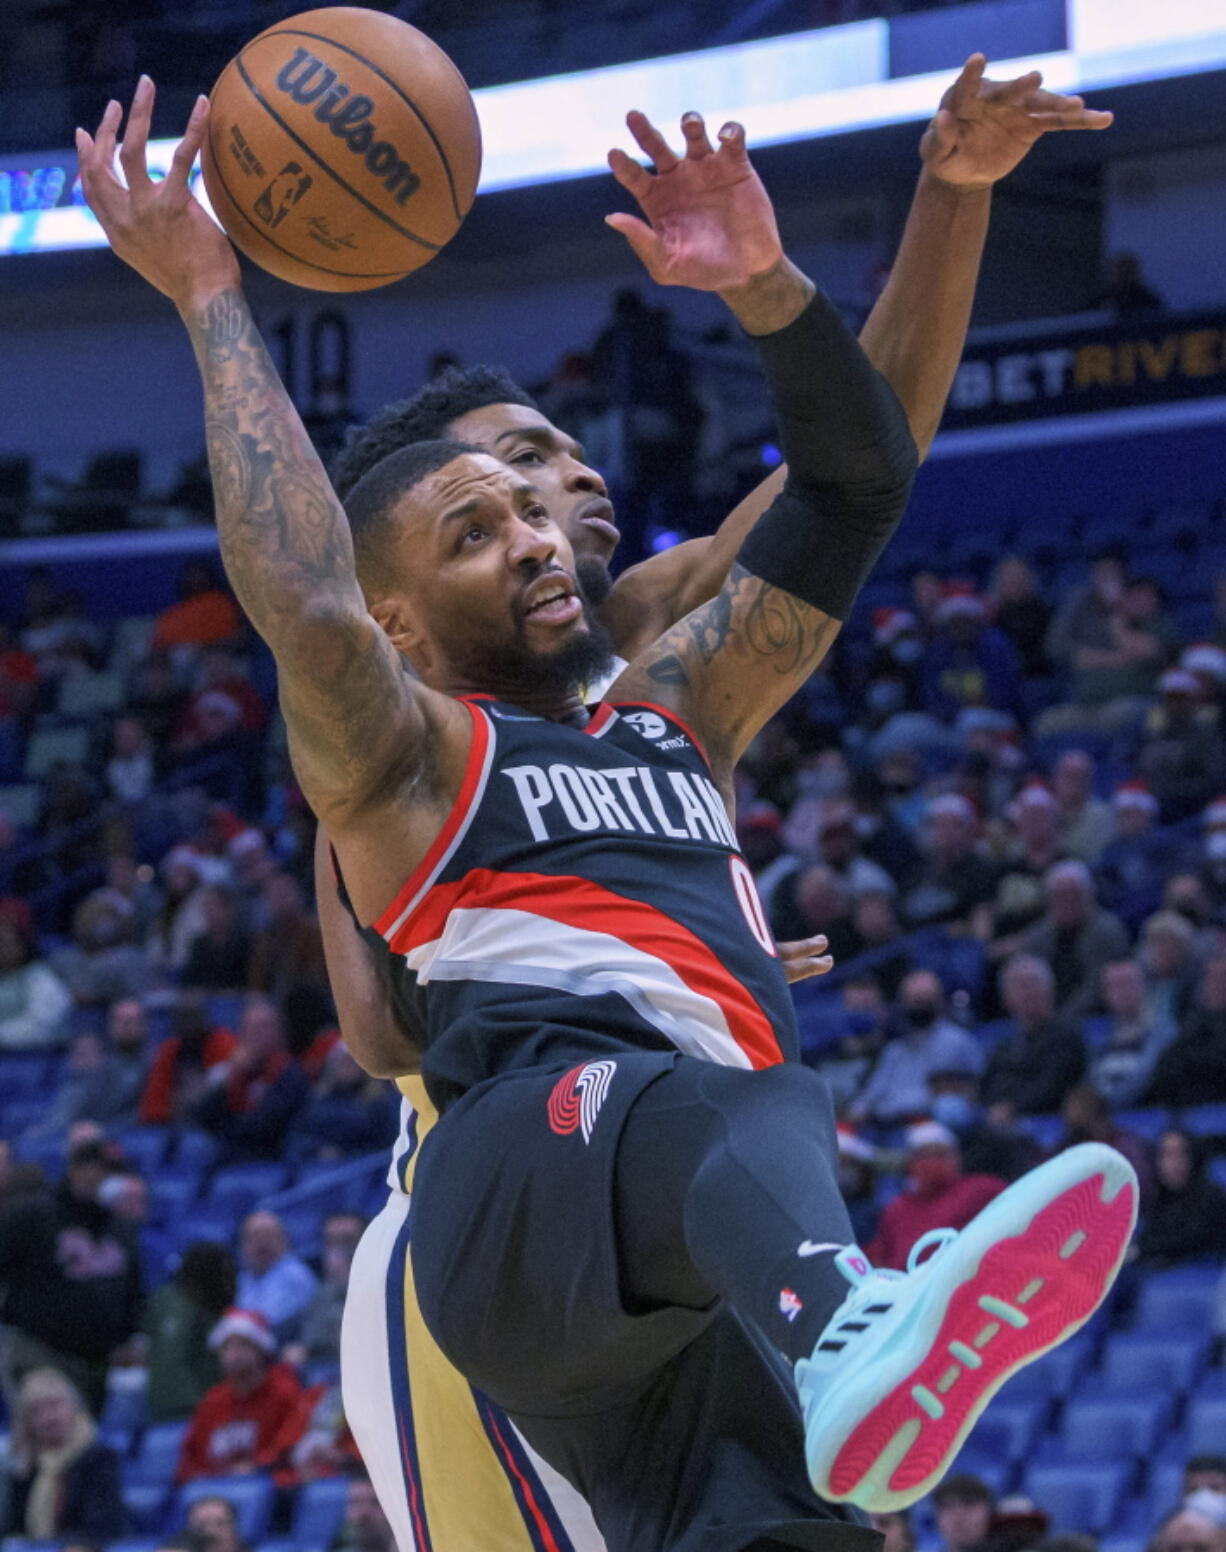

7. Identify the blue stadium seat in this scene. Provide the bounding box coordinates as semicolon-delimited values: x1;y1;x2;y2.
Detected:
1058;1392;1175;1461
206;994;244;1031
108;1539;166;1552
1184;1394;1226;1456
1100;1538;1143;1552
122;1480;170;1533
177;1476;276;1542
114;1126;171;1173
963;1396;1050;1463
101;1376;149;1435
1209;1159;1226;1192
278;1203;326;1258
173;1130;220;1173
1180;1103;1226;1137
292;1477;351;1546
1;1098;47;1134
150;1171;202;1220
206;1162;289;1213
0;1054;50;1099
1099;1333;1212;1395
128;1419;190;1485
169;1206;240;1249
1025;1461;1132;1534
1109;1498;1153;1538
1147;1460;1187;1518
1132;1266;1221;1332
1015;1114;1064;1151
999;1333;1095;1401
1112;1108;1173;1142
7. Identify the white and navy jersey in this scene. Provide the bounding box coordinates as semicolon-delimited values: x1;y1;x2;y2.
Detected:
355;695;798;1114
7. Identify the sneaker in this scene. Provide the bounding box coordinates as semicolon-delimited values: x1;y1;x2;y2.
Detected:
796;1141;1138;1511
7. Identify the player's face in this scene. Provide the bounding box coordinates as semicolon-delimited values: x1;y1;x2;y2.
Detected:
446;403;619;602
393;452;611;696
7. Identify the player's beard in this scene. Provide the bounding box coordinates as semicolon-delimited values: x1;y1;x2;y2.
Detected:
575;553;614;606
494;592;617;701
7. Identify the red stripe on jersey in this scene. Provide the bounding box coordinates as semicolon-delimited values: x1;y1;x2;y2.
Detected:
373;702;491;939
584;702;616;736
388;867;784;1070
608;699;711;770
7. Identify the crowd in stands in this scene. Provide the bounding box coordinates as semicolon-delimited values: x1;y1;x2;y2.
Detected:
3;468;1226;1548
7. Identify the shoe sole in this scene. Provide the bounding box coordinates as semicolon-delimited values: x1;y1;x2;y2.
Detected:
806;1142;1138;1511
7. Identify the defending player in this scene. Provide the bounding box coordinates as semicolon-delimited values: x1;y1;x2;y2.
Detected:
79;81;1135;1552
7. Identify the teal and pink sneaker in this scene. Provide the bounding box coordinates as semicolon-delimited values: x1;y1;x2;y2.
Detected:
797;1142;1138;1511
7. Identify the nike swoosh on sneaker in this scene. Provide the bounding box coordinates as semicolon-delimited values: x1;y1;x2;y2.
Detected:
798;1241;845;1257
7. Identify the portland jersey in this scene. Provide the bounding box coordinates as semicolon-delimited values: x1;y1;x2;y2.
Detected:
350;695;798;1115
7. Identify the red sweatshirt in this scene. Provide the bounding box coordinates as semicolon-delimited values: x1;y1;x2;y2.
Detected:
868;1174;1007;1271
177;1362;306;1482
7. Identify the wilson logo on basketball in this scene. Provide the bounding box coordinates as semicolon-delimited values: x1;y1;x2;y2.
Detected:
547;1060;617;1145
275;47;422;206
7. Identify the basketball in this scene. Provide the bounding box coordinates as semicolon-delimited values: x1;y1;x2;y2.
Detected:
200;6;482;292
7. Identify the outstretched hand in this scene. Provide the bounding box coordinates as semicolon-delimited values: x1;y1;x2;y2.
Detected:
604;110;783;291
777;933;835;986
76;76;240;310
921;54;1113;189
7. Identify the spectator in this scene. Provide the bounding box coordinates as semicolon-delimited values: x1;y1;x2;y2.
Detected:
50;890;149;1006
180;883;250;993
290;1380;362;1480
985;783;1066;953
769;864;858;965
144;1242;237;1423
1136;670;1226;821
988;555;1050;680
283;982;342;1080
922;592;1023;726
1185;1459;1226;1497
246;871;327;999
1165;874;1218;957
814;978;890;1108
139;995;238;1125
868;1123;1006;1271
185;1497;250;1552
1058;1085;1154;1205
0;1367;125;1540
983;955;1086;1118
331;1476;396;1552
152;560;242;654
1098;782;1177;930
105;716;155;805
1093;251;1164;317
835;1127;880;1248
1090;959;1177;1108
295;1043;396;1160
236;1210;319;1340
191;995;311;1161
0;897;72;1051
868;1511;916;1552
30;998;148;1134
901;794;996;930
932;1474;995;1552
1021;860;1129;1018
1149;1508;1226;1552
1140;910;1201;1040
0;1136;142;1415
1138;1130;1226;1265
1041;554;1178;735
1150;957;1226;1108
1052;749;1114;862
176;1308;306;1482
283;1212;366;1371
928;1069;1042;1182
148;846;211;975
846;887;912;999
849;970;985;1126
992;1496;1051;1552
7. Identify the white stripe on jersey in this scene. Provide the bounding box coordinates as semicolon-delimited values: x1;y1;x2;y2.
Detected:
403;906;753;1070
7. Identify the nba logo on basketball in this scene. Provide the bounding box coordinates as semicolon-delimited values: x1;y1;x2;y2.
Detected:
547;1060;617;1144
778;1288;804;1323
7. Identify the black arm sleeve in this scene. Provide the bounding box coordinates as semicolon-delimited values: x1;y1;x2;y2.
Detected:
738;290;918;621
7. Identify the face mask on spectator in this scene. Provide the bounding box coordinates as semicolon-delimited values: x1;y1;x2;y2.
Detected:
904;1004;939;1031
931;1093;978;1130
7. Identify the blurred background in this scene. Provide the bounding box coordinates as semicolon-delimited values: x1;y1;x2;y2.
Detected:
0;1;1225;1550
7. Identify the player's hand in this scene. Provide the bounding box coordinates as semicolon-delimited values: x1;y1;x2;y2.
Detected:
920;54;1113;190
76;76;240;311
777;933;835;985
604;111;783;291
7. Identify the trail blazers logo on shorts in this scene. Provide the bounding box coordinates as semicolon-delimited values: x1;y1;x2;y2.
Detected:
547;1060;617;1144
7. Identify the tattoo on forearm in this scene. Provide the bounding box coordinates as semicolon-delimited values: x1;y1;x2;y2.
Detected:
644;563;837;695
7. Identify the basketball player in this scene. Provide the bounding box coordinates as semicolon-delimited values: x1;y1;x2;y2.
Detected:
79;80;1135;1552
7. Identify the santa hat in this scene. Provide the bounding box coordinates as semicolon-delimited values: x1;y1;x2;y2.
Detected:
872;607;917;645
209;1308;276;1355
1010;781;1058;816
934;589;986;625
1182;644;1226;683
1160;668;1200;697
226;827;268;859
906;1121;957;1151
1113;781;1157;815
836;1124;876;1163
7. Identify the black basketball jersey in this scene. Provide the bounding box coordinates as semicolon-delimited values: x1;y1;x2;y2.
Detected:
343;694;800;1114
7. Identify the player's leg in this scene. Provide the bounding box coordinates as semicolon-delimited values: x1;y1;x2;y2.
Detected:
341;1194;607;1551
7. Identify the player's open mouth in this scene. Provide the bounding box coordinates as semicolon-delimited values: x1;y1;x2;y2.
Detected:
523;581;582;624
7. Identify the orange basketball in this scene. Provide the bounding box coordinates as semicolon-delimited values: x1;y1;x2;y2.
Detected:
201;6;482;292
